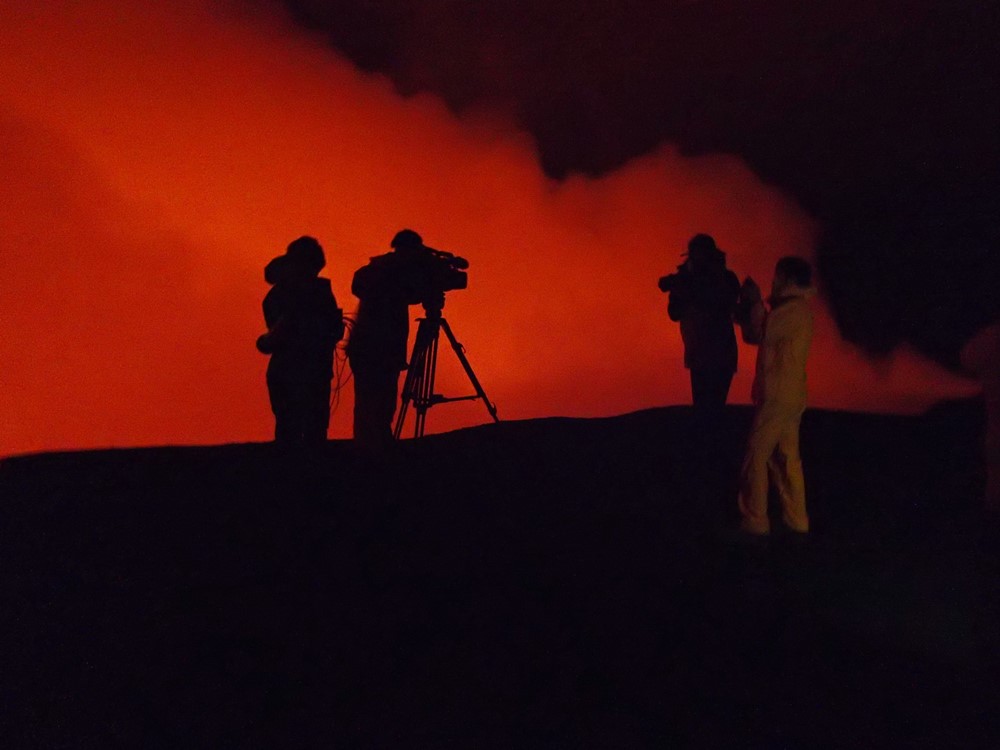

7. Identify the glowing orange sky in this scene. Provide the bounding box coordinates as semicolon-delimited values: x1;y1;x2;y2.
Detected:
0;1;977;456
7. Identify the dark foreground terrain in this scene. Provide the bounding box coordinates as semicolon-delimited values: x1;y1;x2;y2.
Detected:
2;403;999;747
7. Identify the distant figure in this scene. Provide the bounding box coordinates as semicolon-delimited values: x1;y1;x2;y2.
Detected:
347;229;442;447
658;234;741;410
960;322;1000;515
735;256;815;536
257;236;344;445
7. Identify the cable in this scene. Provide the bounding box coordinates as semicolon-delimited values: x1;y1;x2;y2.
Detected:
329;311;357;416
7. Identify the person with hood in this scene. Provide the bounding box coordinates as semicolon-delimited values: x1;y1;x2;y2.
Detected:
347;229;441;447
659;234;742;410
257;236;343;445
735;256;815;536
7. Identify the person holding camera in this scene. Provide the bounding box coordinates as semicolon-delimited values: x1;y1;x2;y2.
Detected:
659;234;742;410
257;236;344;446
347;229;444;447
735;256;815;537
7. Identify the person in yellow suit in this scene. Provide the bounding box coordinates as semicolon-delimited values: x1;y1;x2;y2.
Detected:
960;321;1000;515
736;256;815;536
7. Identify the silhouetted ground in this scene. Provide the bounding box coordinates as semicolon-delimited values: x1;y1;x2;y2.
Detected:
2;403;998;747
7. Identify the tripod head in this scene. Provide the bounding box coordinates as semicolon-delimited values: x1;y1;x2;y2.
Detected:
421;292;447;319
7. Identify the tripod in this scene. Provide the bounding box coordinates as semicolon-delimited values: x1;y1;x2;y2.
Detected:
394;306;499;439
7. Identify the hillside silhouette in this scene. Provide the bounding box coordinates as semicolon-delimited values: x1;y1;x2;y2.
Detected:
2;403;998;746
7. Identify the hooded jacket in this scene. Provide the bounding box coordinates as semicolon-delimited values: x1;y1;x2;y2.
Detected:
747;286;814;408
667;262;741;372
260;255;341;380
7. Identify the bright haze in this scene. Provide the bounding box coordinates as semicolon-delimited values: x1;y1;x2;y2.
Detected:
0;1;979;456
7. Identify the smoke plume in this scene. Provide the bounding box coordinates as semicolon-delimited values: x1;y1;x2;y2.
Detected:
0;1;975;456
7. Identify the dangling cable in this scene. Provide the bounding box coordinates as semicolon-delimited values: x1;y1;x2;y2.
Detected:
330;312;356;415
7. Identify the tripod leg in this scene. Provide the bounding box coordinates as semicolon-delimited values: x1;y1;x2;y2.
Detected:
394;316;441;439
393;356;417;440
439;318;500;423
414;327;439;438
394;324;427;439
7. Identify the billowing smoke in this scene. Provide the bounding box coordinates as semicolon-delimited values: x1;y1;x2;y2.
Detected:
0;1;976;456
283;0;1000;360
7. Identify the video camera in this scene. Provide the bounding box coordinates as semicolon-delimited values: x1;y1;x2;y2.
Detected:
421;245;469;293
390;229;469;297
657;262;688;293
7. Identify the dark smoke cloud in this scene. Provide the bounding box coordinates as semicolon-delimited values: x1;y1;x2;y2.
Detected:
280;0;1000;361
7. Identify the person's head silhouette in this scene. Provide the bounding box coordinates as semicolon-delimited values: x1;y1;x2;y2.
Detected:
390;229;424;255
687;234;718;255
686;234;725;272
286;236;326;277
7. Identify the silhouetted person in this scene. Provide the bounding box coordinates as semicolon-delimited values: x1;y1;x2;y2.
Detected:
347;229;443;447
735;256;815;536
961;322;1000;516
659;234;741;410
257;236;343;445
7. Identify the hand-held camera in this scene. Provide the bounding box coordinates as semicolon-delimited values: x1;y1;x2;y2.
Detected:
658;263;688;293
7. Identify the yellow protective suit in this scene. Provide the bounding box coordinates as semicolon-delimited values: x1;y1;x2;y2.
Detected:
737;287;814;534
960;322;1000;513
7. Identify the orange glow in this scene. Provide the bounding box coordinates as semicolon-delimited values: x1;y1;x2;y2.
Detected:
0;2;977;456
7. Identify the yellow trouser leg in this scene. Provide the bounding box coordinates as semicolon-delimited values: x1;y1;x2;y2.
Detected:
738;404;806;534
984;403;1000;513
768;411;809;532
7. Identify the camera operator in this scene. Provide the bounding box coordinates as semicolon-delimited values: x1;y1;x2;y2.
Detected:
658;234;742;410
347;229;451;447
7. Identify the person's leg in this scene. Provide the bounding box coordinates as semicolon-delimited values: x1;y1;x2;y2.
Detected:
769;408;809;532
353;364;397;447
691;369;707;407
268;373;298;444
373;368;400;443
352;366;376;445
712;369;734;407
691;370;718;411
302;378;332;445
984;398;1000;514
737;404;785;534
284;378;317;445
692;369;733;410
